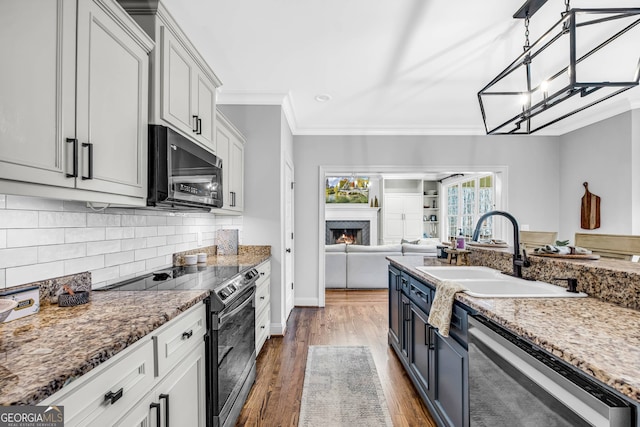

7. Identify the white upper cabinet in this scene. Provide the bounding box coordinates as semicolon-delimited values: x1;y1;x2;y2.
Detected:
0;0;153;205
118;0;221;154
214;110;245;214
0;0;76;189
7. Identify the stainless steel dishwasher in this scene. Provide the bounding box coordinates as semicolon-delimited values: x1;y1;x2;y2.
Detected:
468;315;632;427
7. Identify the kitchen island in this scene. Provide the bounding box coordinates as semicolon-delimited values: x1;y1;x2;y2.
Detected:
388;253;640;427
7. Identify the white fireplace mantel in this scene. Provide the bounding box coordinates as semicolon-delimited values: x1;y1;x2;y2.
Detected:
325;205;380;245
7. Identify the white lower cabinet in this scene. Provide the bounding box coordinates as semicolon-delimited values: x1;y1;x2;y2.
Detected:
41;303;207;427
255;260;271;355
114;342;206;427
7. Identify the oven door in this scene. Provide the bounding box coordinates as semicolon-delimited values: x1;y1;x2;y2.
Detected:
468;316;631;427
213;285;256;426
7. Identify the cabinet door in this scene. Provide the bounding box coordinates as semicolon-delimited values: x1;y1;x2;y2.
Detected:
161;27;197;137
194;74;216;151
0;0;76;188
400;294;411;360
215;120;230;208
115;342;206;427
158;342;206;427
410;303;432;399
229;136;244;211
433;331;468;427
404;195;424;240
214;112;245;213
388;266;401;347
75;0;148;198
384;195;405;242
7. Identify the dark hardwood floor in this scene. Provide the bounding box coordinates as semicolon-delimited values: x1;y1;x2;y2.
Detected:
236;290;436;426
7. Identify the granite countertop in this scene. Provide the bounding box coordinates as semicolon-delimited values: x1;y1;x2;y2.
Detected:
0;247;271;405
0;290;208;405
387;255;640;404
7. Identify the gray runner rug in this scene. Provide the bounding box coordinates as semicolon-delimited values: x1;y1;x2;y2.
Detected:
299;345;393;427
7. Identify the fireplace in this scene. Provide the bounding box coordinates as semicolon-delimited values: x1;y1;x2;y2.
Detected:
326;221;370;245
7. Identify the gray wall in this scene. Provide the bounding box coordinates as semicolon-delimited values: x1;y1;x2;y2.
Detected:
218;105;290;333
559;111;637;236
293;134;561;304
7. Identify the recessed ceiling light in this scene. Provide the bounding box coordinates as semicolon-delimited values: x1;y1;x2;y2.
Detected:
314;94;332;103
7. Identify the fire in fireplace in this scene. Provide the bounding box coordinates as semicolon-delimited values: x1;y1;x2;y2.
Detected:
333;229;361;245
326;220;370;245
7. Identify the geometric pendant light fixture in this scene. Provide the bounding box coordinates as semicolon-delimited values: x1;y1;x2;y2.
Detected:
478;0;640;134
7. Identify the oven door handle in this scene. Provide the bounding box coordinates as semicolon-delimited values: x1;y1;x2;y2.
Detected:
218;287;256;325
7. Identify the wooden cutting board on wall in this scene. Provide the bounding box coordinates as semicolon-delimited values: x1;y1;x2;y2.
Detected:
581;182;600;229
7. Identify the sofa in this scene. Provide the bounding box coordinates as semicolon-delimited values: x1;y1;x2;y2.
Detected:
325;241;437;289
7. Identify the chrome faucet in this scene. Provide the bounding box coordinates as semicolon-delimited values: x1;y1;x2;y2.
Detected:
471;210;530;278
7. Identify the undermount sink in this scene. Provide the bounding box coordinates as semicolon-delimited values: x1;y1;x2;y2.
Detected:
415;266;587;298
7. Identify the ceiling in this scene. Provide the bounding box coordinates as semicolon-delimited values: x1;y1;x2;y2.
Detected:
162;0;640;136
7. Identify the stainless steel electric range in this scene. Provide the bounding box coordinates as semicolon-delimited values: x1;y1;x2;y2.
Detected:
101;263;260;427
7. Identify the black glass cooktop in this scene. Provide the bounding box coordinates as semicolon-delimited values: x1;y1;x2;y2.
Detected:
99;264;244;292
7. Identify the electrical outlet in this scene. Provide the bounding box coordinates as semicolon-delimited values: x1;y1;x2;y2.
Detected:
520;224;530;231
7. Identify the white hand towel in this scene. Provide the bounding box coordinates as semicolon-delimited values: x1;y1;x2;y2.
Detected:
428;280;468;337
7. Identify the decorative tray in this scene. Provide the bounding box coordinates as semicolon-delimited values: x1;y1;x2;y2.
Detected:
530;252;600;260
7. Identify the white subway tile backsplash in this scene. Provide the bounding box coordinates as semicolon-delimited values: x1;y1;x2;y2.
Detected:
121;215;147;227
146;236;167;248
0;194;227;288
166;216;184;226
167;235;183;245
135;226;158;238
183;233;197;243
145;255;170;270
38;243;86;263
86;240;121;256
157;226;176;236
105;227;134;240
6;261;64;287
216;217;233;226
121;238;147;251
87;213;121;227
119;260;146;277
0;247;39;268
105;250;135;267
64;255;104;275
6;195;64;211
0;210;39;228
134;247;157;261
156;244;176;257
39;211;87;228
7;228;65;248
91;266;120;285
146;215;167;226
65;227;105;243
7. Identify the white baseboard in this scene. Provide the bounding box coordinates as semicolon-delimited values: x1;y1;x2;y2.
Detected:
269;322;285;336
294;297;320;307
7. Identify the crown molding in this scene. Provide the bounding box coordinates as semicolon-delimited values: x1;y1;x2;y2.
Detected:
216;90;640;137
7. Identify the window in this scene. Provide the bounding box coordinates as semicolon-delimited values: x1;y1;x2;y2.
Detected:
445;174;495;240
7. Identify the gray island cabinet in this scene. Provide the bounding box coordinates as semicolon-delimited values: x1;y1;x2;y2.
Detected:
388;264;469;427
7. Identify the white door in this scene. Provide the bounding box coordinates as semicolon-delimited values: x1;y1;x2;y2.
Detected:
0;0;77;187
229;137;244;211
284;162;295;318
75;0;148;197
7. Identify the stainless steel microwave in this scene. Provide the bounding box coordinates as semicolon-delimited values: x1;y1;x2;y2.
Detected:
148;125;223;210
